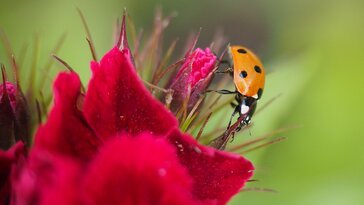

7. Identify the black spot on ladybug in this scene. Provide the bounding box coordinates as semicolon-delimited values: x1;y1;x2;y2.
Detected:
237;49;247;54
240;71;248;78
254;65;262;73
257;88;263;99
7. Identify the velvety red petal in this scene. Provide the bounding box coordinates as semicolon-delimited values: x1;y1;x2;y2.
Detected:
83;47;178;139
34;72;100;162
83;134;199;205
11;150;83;205
167;129;254;204
0;142;26;204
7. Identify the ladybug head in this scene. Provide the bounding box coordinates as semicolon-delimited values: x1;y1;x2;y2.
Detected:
239;96;257;125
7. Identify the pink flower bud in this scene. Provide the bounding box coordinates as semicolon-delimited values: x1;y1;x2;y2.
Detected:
170;48;217;112
1;70;30;150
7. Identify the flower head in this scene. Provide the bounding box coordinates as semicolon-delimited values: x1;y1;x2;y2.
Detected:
0;9;268;205
9;11;255;205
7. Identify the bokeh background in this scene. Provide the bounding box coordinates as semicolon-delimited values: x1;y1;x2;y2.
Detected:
1;0;364;204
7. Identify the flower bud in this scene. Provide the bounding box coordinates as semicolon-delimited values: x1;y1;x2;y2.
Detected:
169;48;216;112
0;82;16;150
0;68;30;150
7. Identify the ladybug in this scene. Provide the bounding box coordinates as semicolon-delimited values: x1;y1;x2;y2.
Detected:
213;45;265;131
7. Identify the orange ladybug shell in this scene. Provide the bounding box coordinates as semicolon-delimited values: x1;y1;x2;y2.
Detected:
229;45;265;99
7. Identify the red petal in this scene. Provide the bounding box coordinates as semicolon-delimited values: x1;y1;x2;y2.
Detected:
83;134;199;205
83;47;178;139
34;72;100;162
167;129;254;204
11;150;83;205
0;142;26;204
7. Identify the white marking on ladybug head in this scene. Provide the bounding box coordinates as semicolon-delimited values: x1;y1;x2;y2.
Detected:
240;104;249;114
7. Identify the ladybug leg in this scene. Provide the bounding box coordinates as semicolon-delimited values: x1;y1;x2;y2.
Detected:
215;67;233;74
236;123;243;132
230;102;238;108
220;59;230;65
227;105;240;129
230;131;236;142
205;89;237;95
216;60;233;75
229;109;240;142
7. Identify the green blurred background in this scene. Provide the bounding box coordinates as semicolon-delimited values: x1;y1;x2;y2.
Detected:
1;0;364;204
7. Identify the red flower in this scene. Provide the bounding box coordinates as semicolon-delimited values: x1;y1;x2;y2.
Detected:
11;15;253;205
